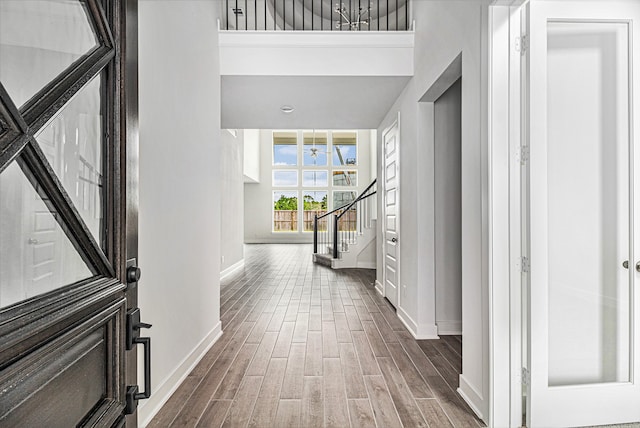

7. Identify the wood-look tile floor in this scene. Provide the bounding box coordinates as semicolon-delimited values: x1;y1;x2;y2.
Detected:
149;244;484;428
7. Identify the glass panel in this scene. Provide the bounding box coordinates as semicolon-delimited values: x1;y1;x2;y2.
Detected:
332;131;357;166
333;170;357;186
547;22;630;386
333;191;357;210
273;190;298;232
303;131;328;166
35;75;104;246
273;131;298;166
303;190;327;231
0;161;95;309
273;170;297;187
0;0;99;108
303;170;328;187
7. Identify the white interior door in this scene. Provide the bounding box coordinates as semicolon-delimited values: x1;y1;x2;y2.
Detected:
383;119;399;307
527;1;640;426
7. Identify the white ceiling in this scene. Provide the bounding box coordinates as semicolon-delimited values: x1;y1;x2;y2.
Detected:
221;75;411;129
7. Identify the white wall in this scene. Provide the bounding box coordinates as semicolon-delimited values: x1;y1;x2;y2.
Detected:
243;129;260;183
244;129;373;244
434;78;462;336
220;129;245;274
138;1;222;425
377;0;490;421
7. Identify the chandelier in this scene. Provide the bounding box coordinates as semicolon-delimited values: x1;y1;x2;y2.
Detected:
334;2;372;31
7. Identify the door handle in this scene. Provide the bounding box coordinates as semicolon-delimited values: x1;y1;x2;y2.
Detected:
622;261;640;272
391;237;397;243
125;308;152;414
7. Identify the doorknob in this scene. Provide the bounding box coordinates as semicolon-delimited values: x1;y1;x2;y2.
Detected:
391;237;397;243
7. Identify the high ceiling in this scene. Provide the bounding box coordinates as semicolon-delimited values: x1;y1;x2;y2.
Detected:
221;75;411;129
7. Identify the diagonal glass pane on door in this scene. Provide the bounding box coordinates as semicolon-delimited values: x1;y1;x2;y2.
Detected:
0;160;96;309
0;0;100;108
35;75;104;247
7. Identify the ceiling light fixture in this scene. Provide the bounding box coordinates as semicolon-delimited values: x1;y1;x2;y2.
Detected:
280;105;294;114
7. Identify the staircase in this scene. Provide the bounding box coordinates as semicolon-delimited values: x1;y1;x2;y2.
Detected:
312;180;376;269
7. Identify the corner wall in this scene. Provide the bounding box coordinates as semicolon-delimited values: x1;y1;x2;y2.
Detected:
138;1;222;425
220;129;245;275
377;0;490;421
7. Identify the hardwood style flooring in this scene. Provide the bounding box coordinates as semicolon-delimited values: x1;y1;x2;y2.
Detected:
149;244;483;428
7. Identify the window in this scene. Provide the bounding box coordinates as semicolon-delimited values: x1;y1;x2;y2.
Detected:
273;191;298;232
303;131;328;166
303;191;327;231
303;170;328;187
273;131;298;166
332;131;357;166
332;170;357;187
273;170;298;186
333;190;357;209
271;130;362;233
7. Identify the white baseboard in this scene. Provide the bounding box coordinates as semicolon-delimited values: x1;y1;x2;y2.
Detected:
374;280;384;296
397;306;418;335
458;374;485;422
138;321;223;427
356;261;376;269
220;258;245;280
436;320;462;335
398;307;439;340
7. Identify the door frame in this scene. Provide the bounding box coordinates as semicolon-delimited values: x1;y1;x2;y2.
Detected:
380;113;401;309
488;1;528;427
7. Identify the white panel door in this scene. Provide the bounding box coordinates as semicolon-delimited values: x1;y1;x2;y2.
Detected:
527;1;640;426
383;119;399;307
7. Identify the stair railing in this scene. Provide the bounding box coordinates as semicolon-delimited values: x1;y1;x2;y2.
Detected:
313;179;376;259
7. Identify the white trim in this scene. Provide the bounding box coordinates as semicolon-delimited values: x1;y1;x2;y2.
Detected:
488;3;523;428
458;375;485;421
397;306;418;335
356;261;376;269
220;258;245;280
138;321;223;427
436;321;462;336
245;238;313;244
375;280;384;296
219;31;415;49
398;306;439;339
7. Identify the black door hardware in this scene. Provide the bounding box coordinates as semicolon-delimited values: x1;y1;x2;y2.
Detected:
126;259;141;284
125;308;152;414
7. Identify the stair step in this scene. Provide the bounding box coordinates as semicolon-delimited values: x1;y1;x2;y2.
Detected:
313;253;333;267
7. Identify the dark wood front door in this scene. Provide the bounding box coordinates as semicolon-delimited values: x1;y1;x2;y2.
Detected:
0;0;140;426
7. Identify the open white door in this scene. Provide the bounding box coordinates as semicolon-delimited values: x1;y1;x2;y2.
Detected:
527;1;640;426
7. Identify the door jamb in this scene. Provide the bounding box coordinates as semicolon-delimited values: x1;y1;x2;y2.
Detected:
488;2;526;427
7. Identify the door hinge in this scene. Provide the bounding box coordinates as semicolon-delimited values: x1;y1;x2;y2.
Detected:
520;256;530;273
516;146;530;165
522;367;530;386
515;34;528;54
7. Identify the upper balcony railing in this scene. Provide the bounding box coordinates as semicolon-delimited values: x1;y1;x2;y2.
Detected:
222;0;410;31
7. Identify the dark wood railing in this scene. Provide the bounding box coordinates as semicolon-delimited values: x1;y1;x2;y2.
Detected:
313;179;376;259
222;0;410;31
